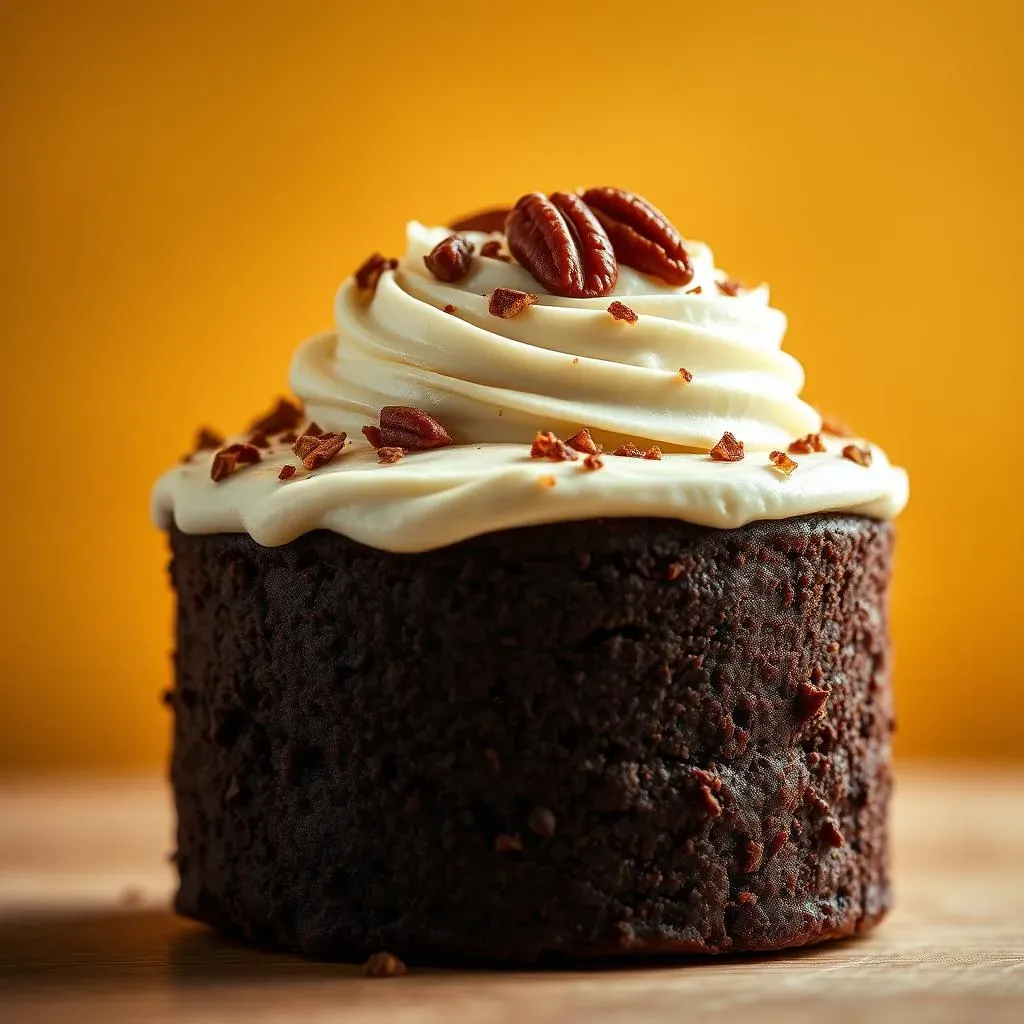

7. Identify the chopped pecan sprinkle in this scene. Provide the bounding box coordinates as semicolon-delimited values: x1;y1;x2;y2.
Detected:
292;434;321;459
301;432;347;471
565;427;599;455
572;357;580;365
769;450;799;476
821;819;846;848
363;406;454;451
580;187;692;287
194;427;224;451
480;240;510;261
354;253;398;294
531;430;579;461
210;443;261;483
678;367;693;383
613;442;644;458
279;431;298;444
643;446;662;461
495;833;523;852
278;465;297;481
488;287;537;319
716;279;743;296
709;432;745;462
449;207;511;234
248;430;270;449
538;474;557;488
583;452;604;471
506;191;617;298
687;286;703;295
789;433;826;454
363;951;407;978
666;563;683;581
304;422;324;438
377;446;404;464
820;413;856;437
842;444;873;467
607;300;638;324
737;891;758;906
443;303;457;314
249;397;303;436
423;234;474;282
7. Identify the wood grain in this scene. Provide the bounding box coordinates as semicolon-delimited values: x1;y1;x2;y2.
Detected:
0;767;1021;1023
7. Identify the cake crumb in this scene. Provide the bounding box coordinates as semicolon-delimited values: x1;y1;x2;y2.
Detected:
363;951;407;977
443;303;457;314
737;890;757;906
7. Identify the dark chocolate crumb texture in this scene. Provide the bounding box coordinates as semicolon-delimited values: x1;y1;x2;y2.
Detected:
169;514;893;963
154;186;907;963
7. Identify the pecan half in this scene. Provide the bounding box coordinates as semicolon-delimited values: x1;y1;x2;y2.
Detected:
709;432;745;461
449;207;511;234
488;287;536;318
364;407;453;451
424;235;474;282
580;187;692;287
506;191;617;298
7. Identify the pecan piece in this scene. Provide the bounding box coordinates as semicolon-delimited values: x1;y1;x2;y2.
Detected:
608;300;638;324
565;427;599;455
210;443;261;483
643;446;662;460
449;207;511;234
612;442;644;458
377;446;404;464
769;450;799;475
489;287;536;319
480;240;510;261
789;433;826;454
364;406;453;451
506;191;617;298
678;367;694;383
194;427;224;452
299;432;347;471
709;432;744;461
278;465;297;480
583;452;604;471
355;253;398;294
423;234;474;282
842;444;872;466
249;397;304;436
580;187;692;287
716;279;743;296
530;431;578;461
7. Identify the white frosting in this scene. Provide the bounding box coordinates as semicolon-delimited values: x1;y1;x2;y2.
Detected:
153;222;908;552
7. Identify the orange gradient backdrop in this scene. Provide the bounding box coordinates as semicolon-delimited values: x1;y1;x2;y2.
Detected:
2;0;1022;769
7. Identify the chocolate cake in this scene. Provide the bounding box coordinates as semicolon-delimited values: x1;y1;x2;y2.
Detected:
154;185;908;963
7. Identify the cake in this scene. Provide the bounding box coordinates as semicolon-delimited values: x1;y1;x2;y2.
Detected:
153;186;909;963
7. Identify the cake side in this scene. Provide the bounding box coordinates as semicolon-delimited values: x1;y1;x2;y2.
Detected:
168;512;893;963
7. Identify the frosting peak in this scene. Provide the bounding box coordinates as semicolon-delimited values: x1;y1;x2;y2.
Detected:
291;223;819;455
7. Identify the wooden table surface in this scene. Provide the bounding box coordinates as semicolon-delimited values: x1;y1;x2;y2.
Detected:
0;766;1021;1023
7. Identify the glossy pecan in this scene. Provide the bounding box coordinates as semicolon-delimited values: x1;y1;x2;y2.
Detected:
580;187;692;287
424;234;474;282
449;207;511;234
506;191;617;298
363;406;453;451
355;253;398;294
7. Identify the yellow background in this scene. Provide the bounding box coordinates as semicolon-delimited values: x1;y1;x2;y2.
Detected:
2;0;1021;770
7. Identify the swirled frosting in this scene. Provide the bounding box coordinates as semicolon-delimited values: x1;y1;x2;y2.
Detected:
153;222;908;551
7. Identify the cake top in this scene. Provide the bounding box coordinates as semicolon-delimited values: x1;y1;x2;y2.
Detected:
153;186;908;551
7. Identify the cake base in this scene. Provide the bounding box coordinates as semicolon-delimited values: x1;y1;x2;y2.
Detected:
167;514;894;963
